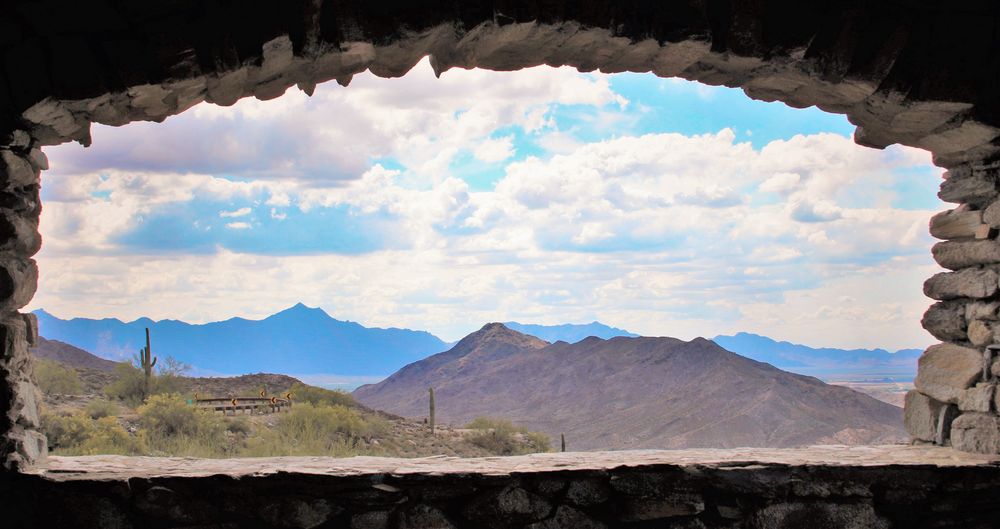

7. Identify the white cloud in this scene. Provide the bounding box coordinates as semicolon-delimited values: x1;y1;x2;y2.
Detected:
31;65;943;351
759;172;800;194
473;136;515;163
219;207;252;218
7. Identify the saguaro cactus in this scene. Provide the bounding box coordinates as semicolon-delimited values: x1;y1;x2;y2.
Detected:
428;387;436;434
139;327;157;399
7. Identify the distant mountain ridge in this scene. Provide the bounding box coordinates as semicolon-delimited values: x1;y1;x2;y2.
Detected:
502;323;921;380
503;321;638;343
33;304;448;376
713;332;922;379
355;323;906;450
31;336;123;372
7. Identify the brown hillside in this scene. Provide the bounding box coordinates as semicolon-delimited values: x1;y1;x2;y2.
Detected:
354;323;906;450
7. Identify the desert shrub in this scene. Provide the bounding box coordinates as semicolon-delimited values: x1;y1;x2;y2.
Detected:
40;411;144;455
225;417;252;435
242;402;378;457
154;356;190;394
285;383;355;407
84;399;119;419
137;394;227;457
104;356;191;405
77;417;145;455
523;431;551;453
464;417;550;456
34;359;82;395
104;363;146;405
40;411;95;450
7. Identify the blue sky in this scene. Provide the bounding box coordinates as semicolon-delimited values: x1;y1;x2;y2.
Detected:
29;58;943;350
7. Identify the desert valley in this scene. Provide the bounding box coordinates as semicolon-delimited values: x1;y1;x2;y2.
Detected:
31;304;914;458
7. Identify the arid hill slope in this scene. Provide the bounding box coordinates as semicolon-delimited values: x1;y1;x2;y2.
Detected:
354;323;906;449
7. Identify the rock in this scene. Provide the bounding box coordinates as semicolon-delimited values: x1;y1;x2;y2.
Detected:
565;479;610;506
749;502;889;529
257;498;337;529
621;494;704;521
206;68;250;107
950;412;1000;454
20;313;36;347
463;486;551;528
968;319;1000;346
11;379;39;428
0;256;38;315
938;169;999;206
526;506;606;529
0;151;38;188
26;148;47;171
930;207;984;239
923;301;967;341
924;268;999;300
984;200;1000;228
914;343;984;403
932;240;1000;270
904;390;948;442
959;383;995;412
967;300;1000;321
351;511;390;529
398;505;454;529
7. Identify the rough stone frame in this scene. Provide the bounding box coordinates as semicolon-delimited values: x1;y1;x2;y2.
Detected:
3;1;1000;470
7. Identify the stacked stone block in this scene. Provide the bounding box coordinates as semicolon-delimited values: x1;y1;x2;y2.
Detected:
912;161;1000;453
0;132;45;470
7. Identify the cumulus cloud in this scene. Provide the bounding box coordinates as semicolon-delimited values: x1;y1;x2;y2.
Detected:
30;65;943;350
473;136;516;163
47;58;622;185
219;207;252;218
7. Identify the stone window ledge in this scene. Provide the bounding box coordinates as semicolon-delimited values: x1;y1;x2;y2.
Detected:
25;445;1000;481
6;445;1000;528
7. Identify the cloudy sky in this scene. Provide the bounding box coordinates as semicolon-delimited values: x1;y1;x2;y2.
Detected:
28;58;944;350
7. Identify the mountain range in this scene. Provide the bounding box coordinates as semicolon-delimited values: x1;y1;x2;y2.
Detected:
33;304;447;376
33;306;922;382
354;323;906;449
32;336;123;372
503;321;638;343
712;333;922;379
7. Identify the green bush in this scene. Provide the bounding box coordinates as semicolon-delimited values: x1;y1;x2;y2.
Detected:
34;359;83;395
104;356;191;405
41;411;95;450
225;417;252;435
464;417;550;456
243;402;383;457
84;399;119;419
104;363;146;405
137;394;228;457
40;411;144;455
285;383;355;407
78;417;145;455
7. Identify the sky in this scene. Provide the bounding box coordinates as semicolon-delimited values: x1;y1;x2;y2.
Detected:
28;58;945;350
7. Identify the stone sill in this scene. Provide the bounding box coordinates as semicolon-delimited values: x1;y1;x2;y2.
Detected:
27;445;1000;481
7;445;1000;528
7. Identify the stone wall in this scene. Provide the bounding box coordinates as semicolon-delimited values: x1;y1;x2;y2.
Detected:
0;134;45;469
909;161;1000;453
6;447;1000;529
2;0;1000;467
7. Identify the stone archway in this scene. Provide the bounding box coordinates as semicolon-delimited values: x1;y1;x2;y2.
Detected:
3;0;1000;468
